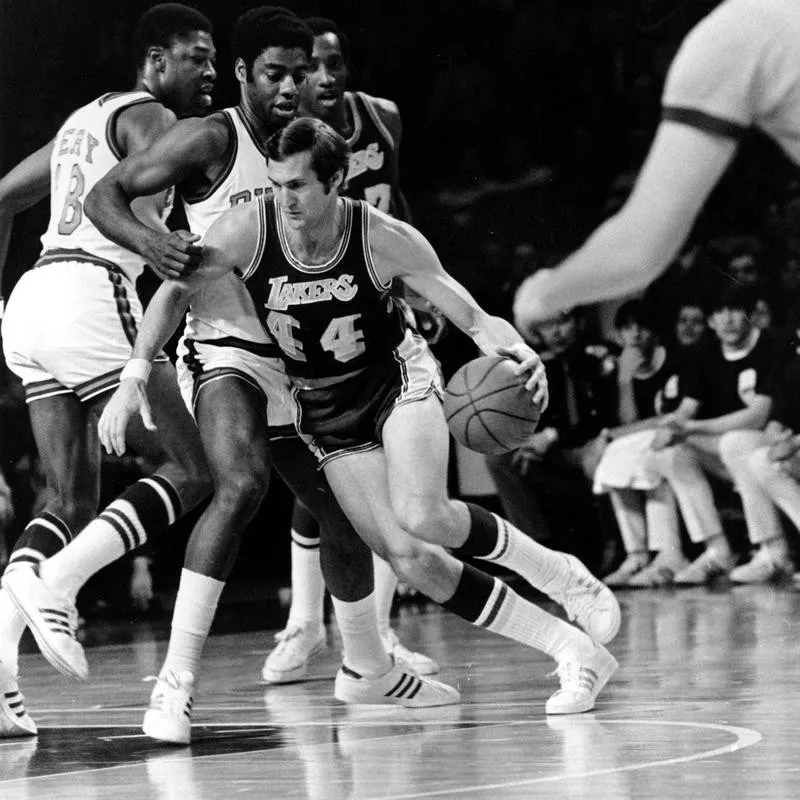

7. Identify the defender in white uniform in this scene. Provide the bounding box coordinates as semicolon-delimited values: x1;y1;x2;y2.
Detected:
0;4;216;738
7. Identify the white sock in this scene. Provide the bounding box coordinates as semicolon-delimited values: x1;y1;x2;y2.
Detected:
372;554;397;639
331;593;391;678
287;538;326;628
162;569;225;678
0;589;26;676
40;518;128;600
481;514;572;595
481;580;592;662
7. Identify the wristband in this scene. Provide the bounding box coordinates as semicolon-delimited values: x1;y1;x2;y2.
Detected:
121;358;152;384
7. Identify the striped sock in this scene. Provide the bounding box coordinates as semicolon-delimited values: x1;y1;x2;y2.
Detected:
286;533;326;628
456;504;570;594
441;563;588;660
40;475;181;600
0;512;75;673
5;511;74;573
162;569;225;677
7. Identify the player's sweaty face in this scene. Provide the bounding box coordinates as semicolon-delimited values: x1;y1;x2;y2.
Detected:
245;47;309;126
301;33;348;118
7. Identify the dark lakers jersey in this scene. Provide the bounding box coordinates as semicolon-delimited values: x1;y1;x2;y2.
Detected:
241;196;407;379
342;92;402;218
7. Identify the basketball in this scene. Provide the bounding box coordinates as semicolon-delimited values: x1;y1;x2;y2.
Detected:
443;355;542;455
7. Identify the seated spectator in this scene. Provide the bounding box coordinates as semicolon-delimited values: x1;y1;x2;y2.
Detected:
646;284;791;585
594;300;700;587
485;307;619;573
716;340;800;582
673;296;708;348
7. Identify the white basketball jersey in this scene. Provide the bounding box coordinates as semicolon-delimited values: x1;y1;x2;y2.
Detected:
182;107;272;344
39;91;172;282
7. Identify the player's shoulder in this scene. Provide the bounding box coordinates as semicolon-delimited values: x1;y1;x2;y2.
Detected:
350;91;401;123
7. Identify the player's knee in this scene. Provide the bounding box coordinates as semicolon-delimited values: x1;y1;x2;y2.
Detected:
748;447;776;485
385;540;440;587
213;462;270;515
394;498;449;542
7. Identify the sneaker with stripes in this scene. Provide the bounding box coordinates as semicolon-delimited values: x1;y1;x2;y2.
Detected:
545;643;618;715
142;670;195;745
334;660;460;708
0;662;36;737
2;566;87;681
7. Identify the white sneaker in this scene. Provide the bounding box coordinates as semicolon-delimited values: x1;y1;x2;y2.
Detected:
2;567;87;681
729;548;793;584
334;660;460;708
0;662;36;737
549;554;621;645
602;553;651;587
545;644;618;715
261;622;327;684
673;550;737;585
382;629;439;675
142;670;195;745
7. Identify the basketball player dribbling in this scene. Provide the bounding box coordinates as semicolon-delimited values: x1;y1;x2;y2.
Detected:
0;3;216;737
261;15;439;685
100;117;623;716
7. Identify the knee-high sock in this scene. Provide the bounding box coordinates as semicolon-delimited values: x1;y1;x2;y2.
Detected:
286;534;326;628
161;569;225;678
454;503;580;596
1;512;75;673
41;476;182;600
441;563;592;661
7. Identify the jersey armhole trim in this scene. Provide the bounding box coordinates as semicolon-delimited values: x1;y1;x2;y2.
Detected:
662;106;748;140
238;195;268;281
183;111;238;205
358;91;397;150
105;98;161;161
362;202;391;291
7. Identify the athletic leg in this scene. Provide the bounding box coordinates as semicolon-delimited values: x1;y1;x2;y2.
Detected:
379;396;620;645
323;445;616;715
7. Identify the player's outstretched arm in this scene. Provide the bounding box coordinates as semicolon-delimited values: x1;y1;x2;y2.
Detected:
85;118;227;279
0;140;54;312
372;214;546;406
98;199;261;454
513;122;737;334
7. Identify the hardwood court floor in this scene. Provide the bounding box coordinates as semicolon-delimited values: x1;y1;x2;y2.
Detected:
2;582;799;799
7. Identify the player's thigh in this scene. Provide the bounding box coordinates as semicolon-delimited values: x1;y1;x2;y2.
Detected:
322;448;414;560
194;376;272;481
122;361;207;470
381;394;451;512
27;393;101;505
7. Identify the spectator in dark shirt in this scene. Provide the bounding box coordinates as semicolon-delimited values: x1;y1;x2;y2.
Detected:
485;307;619;573
647;284;789;584
594;300;699;587
717;340;800;582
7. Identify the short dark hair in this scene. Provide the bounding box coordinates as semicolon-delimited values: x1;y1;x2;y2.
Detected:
132;4;213;71
706;283;759;316
266;117;350;185
231;8;313;76
304;16;351;63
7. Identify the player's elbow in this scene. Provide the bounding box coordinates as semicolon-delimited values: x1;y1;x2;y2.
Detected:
84;182;107;227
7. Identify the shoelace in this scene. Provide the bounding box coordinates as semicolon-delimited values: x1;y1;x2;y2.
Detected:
273;625;304;645
548;660;587;693
553;581;599;625
143;672;189;708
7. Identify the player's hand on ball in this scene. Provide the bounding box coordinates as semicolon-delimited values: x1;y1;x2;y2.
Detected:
496;343;548;410
98;379;157;457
